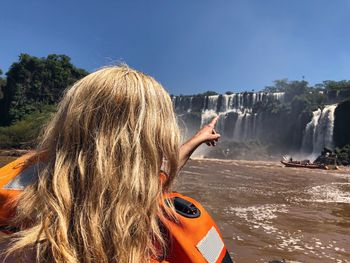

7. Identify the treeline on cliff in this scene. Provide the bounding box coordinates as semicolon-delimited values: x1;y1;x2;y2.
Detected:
0;53;88;148
256;79;350;154
257;79;350;158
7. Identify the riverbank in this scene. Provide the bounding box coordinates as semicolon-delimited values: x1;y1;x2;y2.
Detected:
0;149;30;167
0;149;30;157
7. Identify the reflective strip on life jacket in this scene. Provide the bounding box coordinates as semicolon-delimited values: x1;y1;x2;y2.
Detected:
0;152;42;225
197;226;225;262
161;192;233;263
2;163;41;190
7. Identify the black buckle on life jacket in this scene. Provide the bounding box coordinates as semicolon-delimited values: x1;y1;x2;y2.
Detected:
172;197;201;218
221;250;233;263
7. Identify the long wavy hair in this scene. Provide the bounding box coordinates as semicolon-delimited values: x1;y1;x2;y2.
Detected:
5;66;180;262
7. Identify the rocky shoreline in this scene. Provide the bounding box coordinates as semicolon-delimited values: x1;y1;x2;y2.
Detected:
0;149;30;157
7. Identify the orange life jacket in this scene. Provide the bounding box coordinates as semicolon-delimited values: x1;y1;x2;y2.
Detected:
0;154;233;263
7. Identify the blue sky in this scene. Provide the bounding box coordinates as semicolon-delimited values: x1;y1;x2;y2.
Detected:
1;0;350;95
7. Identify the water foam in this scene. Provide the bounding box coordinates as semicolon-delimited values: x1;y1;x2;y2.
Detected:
226;204;288;234
305;183;350;203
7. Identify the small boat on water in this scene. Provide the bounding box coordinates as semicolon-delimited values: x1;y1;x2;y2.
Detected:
280;160;329;170
281;150;339;170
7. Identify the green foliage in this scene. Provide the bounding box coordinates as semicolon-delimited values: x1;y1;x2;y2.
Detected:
252;97;286;115
264;79;312;103
0;53;88;125
262;79;327;116
225;91;233;95
264;79;290;93
280;80;310;103
335;144;350;166
0;69;5;100
306;91;326;108
320;80;350;91
0;105;56;148
290;96;312;114
199;91;218;96
264;98;284;114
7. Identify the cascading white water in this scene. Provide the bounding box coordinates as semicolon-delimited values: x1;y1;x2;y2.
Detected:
206;95;219;111
201;110;218;127
220;94;234;112
198;92;284;141
301;104;337;156
232;112;244;140
243;113;251;140
301;109;321;153
187;97;193;112
272;92;285;103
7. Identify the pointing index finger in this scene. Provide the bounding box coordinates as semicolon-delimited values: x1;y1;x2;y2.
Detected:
208;115;220;128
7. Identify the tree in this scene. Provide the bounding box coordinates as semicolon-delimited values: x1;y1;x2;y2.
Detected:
290;95;311;114
0;54;88;125
264;79;311;103
0;69;5;100
264;79;289;93
0;105;57;148
321;80;350;91
199;91;218;96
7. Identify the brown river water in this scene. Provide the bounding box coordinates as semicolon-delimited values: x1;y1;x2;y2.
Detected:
176;159;350;263
1;157;349;263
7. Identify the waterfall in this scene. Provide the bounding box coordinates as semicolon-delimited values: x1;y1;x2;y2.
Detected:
220;94;234;112
243;113;251;140
187;97;193;112
201;110;217;127
173;93;340;159
174;92;285;142
206;95;219;111
232;112;243;140
301;104;337;156
172;96;194;112
198;92;285;141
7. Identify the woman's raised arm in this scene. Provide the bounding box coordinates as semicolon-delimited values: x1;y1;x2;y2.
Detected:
178;116;221;170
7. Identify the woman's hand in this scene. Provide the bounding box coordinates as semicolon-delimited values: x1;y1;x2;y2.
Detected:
178;116;221;170
192;116;221;147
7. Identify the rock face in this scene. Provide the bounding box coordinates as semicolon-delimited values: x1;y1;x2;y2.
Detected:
173;92;348;156
334;100;350;148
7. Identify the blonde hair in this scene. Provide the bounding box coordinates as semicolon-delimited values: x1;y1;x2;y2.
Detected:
5;66;180;262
